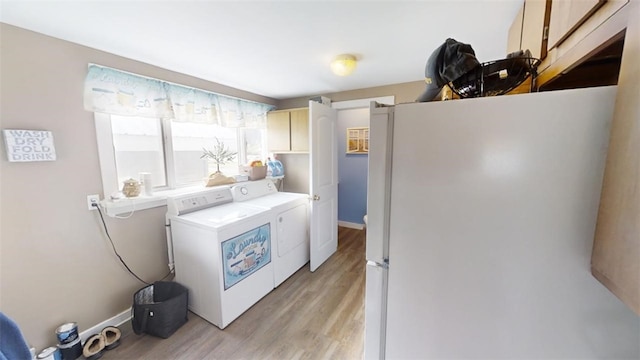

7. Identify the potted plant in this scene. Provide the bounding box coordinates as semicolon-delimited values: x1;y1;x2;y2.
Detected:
201;137;237;186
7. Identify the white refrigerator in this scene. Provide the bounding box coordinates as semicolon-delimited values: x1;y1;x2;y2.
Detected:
364;86;640;359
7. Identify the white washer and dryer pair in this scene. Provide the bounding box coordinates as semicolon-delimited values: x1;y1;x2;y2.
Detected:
231;179;309;287
167;186;274;329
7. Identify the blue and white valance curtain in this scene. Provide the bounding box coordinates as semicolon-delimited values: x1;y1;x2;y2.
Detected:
83;64;274;127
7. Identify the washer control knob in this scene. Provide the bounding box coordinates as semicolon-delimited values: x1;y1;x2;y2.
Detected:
240;187;248;195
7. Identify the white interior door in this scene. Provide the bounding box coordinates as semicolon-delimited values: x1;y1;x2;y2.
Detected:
309;100;338;272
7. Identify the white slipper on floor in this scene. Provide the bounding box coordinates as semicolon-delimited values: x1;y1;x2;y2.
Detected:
101;326;121;350
82;333;105;360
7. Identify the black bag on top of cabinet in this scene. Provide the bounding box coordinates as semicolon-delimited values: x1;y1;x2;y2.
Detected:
131;281;188;339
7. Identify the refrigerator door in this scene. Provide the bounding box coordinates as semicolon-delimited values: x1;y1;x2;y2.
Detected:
384;87;639;358
364;261;388;360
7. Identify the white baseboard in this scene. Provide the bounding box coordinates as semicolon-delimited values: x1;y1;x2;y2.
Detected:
338;221;365;230
79;308;131;343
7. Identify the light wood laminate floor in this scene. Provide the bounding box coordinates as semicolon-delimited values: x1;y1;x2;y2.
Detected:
103;227;366;360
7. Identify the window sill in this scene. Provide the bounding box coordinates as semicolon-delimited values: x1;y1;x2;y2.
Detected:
99;185;204;217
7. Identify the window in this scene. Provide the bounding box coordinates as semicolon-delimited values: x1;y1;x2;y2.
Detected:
110;115;167;188
85;64;273;215
95;113;267;201
170;120;240;183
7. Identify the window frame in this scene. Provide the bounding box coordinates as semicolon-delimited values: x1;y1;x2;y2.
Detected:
94;113;267;216
94;112;121;198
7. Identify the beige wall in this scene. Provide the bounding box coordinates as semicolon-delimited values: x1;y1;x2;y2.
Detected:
0;23;425;350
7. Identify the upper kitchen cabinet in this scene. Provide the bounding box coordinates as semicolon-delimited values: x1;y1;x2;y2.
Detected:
289;108;309;152
267;110;291;152
526;0;630;89
547;0;605;49
267;108;309;153
591;0;639;316
507;0;552;61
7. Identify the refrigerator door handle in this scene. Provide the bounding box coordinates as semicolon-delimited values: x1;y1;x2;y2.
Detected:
367;259;389;269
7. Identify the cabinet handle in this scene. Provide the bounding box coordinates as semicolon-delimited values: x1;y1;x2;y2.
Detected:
543;26;549;41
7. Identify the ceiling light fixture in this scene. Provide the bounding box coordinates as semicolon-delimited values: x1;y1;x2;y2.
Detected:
330;54;357;76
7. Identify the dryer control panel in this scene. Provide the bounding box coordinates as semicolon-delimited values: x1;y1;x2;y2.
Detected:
231;179;277;202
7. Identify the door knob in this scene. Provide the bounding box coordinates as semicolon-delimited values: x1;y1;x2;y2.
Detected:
312;195;321;201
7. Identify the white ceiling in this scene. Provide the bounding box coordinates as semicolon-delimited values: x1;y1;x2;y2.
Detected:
0;0;523;100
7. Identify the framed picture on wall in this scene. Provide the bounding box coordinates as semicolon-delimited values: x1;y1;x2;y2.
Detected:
346;127;369;154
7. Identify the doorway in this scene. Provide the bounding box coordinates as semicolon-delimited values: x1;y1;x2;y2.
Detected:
332;96;394;230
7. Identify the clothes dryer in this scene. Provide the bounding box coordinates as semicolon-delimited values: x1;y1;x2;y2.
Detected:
231;179;309;287
167;186;274;329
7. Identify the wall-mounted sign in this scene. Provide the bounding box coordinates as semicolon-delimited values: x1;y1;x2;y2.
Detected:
3;129;57;162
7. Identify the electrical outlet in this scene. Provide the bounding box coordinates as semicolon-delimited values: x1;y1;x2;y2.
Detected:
87;194;100;210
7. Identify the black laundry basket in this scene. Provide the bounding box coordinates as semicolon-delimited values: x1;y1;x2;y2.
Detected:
131;281;188;339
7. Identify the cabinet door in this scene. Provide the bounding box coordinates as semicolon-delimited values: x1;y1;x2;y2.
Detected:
507;0;551;60
548;0;605;49
267;111;291;152
290;108;309;152
521;0;551;60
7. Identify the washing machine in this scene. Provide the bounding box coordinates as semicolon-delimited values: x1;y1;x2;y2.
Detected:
231;179;309;287
167;186;274;329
